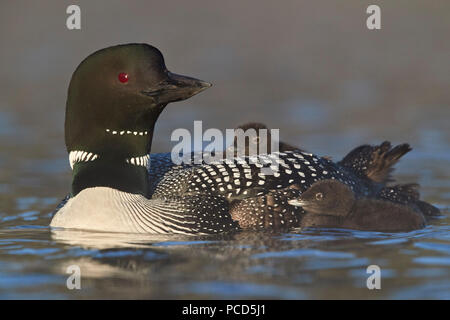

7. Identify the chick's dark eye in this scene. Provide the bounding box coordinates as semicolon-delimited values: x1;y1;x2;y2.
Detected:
118;72;129;83
315;192;324;201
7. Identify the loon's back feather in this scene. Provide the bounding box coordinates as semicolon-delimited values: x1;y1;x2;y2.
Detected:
151;151;372;201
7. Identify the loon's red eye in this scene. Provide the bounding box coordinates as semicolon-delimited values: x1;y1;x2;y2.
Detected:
118;72;129;83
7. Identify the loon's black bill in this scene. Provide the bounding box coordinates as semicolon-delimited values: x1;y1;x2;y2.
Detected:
142;72;212;104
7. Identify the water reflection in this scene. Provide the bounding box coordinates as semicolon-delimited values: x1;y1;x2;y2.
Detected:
50;229;190;250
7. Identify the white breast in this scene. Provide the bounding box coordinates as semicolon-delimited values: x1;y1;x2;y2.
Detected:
50;187;202;235
50;187;146;233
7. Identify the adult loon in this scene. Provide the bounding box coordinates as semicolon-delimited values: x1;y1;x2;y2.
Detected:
50;43;437;235
288;179;427;232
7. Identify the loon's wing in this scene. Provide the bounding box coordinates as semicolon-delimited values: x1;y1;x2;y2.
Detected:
339;141;411;184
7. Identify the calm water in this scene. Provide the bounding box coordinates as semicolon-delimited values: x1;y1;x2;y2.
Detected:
1;1;449;299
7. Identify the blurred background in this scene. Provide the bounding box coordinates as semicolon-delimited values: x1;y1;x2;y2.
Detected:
0;1;449;299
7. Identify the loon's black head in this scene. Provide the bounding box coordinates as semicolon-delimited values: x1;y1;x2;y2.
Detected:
288;179;355;216
65;43;211;196
65;43;211;162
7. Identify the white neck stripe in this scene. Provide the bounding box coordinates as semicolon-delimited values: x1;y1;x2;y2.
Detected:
105;129;149;136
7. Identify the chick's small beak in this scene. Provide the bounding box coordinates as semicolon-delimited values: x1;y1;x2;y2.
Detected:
288;199;308;207
142;71;212;104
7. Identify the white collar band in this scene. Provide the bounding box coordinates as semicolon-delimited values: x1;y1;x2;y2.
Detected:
125;155;150;169
69;151;150;170
69;150;99;169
